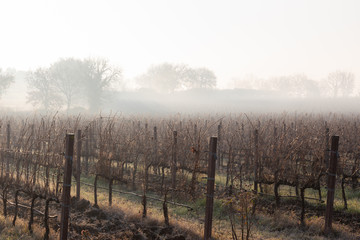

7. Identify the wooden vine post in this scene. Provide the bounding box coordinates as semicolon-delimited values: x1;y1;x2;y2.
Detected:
324;136;339;234
204;136;217;240
324;127;330;168
60;133;75;240
163;192;169;226
217;123;221;168
76;129;82;200
6;123;10;179
254;129;259;193
109;178;114;206
85;127;89;176
153;126;158;174
171;131;177;190
94;175;99;208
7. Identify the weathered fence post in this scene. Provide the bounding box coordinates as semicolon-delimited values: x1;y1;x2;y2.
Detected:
94;174;99;208
324;127;330;168
85;127;89;176
60;133;75;240
254;129;259;193
163;192;169;226
171;131;177;190
6;123;10;179
204;137;217;240
142;193;147;218
217;124;221;169
324;136;339;234
89;124;94;174
76;130;82;200
273;127;281;206
109;178;113;206
300;187;306;226
153;126;158;175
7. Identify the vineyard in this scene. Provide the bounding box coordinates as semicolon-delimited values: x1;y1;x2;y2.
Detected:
0;112;359;239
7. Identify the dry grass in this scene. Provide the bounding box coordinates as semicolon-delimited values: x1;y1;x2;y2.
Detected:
0;214;57;240
73;177;360;240
252;211;358;240
0;174;358;239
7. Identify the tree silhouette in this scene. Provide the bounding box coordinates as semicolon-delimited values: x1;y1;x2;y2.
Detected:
326;71;355;97
181;67;216;89
82;58;122;112
26;68;63;111
136;63;217;92
0;69;14;99
50;58;86;111
269;74;319;97
136;63;181;93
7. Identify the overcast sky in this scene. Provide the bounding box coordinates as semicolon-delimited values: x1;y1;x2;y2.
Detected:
0;0;359;88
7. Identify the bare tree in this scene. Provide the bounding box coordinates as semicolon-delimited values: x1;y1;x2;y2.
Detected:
231;74;319;97
136;63;217;92
326;71;355;97
180;67;217;89
266;74;319;97
0;68;14;98
27;68;63;111
136;63;181;93
50;58;85;111
83;58;122;112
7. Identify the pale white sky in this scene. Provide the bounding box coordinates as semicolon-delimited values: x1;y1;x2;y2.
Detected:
0;0;359;89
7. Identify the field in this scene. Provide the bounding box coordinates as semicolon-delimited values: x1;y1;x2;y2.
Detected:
0;112;359;240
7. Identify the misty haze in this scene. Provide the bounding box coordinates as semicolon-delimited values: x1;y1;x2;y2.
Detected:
0;1;359;240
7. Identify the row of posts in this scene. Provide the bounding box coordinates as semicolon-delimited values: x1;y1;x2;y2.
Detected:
58;130;218;240
34;126;338;239
0;123;341;239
